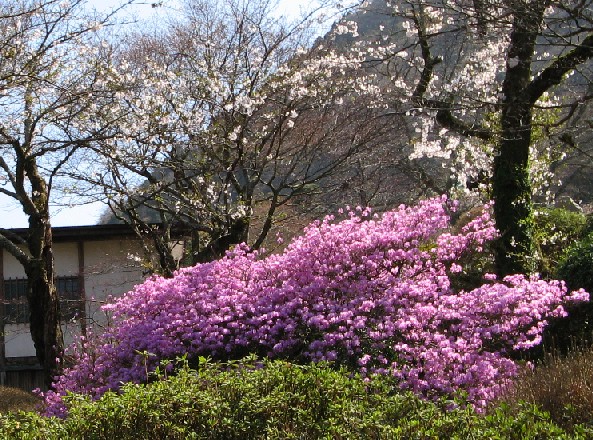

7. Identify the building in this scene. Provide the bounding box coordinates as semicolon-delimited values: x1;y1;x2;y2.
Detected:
0;224;162;390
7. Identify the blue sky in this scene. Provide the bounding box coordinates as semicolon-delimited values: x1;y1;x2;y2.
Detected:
87;0;309;21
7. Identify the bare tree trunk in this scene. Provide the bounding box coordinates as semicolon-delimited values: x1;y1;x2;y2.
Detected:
19;145;65;388
153;231;178;278
492;2;545;276
25;216;64;388
195;217;249;263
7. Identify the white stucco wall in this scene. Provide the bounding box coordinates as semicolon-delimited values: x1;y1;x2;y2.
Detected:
83;238;146;328
4;325;35;358
2;237;149;359
3;250;25;279
54;242;79;276
3;242;81;279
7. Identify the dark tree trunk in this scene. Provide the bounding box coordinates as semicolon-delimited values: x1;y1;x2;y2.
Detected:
473;0;488;35
492;3;545;276
24;216;64;388
493;107;535;276
407;1;593;276
18;144;65;388
154;231;177;278
195;217;249;263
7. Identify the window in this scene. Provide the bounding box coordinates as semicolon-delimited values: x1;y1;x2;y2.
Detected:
57;277;82;321
3;278;27;324
2;276;83;324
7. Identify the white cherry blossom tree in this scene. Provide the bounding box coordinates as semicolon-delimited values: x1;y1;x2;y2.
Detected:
343;0;593;275
0;0;134;385
69;0;399;276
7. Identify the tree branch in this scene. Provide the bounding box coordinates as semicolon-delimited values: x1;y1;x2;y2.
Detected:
409;6;493;141
0;231;30;267
525;32;593;105
432;101;494;140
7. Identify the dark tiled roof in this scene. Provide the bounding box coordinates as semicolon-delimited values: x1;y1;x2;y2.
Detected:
4;223;140;242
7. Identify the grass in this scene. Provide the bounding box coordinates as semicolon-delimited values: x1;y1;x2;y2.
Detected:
0;386;40;414
498;346;593;431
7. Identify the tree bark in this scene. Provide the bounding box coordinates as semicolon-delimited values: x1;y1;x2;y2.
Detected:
24;216;64;388
195;217;249;263
492;2;546;276
19;146;64;388
153;230;178;278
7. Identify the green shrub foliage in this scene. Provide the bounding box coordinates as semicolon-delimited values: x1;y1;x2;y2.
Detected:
533;208;587;278
1;358;589;439
557;233;593;293
547;233;593;353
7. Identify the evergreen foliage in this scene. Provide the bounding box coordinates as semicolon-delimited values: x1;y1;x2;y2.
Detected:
2;358;589;439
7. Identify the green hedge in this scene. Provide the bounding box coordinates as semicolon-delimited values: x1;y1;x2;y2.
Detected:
539;232;593;354
0;358;589;439
524;208;591;356
533;207;587;278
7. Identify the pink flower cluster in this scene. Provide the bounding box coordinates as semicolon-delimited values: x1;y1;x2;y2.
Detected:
45;196;588;414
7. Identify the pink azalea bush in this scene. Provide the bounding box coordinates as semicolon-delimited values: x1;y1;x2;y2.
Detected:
45;196;588;415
